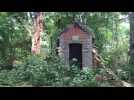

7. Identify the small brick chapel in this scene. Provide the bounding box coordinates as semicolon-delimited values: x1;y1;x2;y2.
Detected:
58;22;94;69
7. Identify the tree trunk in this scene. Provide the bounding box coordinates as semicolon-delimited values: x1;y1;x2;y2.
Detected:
129;12;134;64
31;12;43;54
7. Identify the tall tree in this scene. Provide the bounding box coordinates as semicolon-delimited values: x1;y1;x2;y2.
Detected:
31;12;43;54
129;12;134;63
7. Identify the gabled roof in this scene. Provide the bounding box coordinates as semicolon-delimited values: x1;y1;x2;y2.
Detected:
59;22;94;36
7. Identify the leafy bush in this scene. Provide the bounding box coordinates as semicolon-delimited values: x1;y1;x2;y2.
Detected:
0;54;99;87
69;68;98;87
120;64;134;82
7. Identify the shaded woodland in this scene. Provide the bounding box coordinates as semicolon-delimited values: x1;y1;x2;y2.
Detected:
0;12;134;87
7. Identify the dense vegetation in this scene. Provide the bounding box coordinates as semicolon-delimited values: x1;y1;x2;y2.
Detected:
0;12;133;87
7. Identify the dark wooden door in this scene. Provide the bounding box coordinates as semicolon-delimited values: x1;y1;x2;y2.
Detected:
69;43;82;69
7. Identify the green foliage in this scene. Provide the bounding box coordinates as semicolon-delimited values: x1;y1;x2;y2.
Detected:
0;12;31;68
69;68;98;87
0;12;133;86
24;55;98;86
103;44;128;68
101;24;129;69
120;64;134;82
0;55;98;86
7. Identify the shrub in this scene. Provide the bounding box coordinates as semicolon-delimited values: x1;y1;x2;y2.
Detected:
120;64;134;82
69;68;98;87
0;54;99;87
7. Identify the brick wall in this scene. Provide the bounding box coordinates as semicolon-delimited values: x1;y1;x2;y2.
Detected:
59;23;93;68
